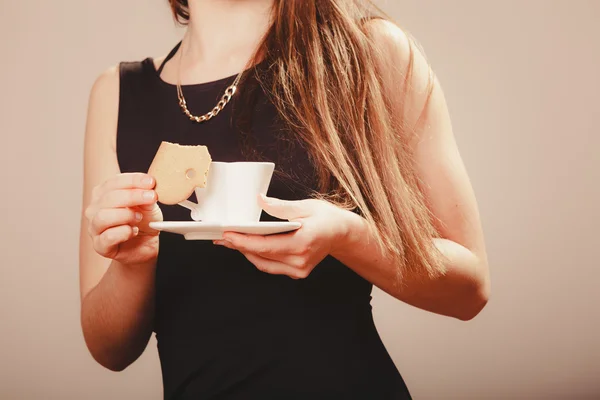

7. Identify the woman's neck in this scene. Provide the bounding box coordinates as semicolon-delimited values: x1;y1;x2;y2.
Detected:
185;0;273;64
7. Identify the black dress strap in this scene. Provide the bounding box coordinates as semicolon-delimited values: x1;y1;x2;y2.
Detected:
156;41;182;75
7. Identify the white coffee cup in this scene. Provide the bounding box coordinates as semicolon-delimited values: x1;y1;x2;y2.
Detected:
178;161;275;223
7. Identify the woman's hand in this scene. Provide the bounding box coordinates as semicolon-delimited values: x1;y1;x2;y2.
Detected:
214;195;356;279
84;172;163;266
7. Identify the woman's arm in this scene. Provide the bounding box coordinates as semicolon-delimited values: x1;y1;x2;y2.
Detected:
79;66;157;371
332;19;490;320
331;214;489;321
217;20;489;321
221;190;488;321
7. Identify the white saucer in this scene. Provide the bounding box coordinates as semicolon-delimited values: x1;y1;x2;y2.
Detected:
149;221;302;240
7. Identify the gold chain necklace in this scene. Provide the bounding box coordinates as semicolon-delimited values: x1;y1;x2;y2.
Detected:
176;40;245;123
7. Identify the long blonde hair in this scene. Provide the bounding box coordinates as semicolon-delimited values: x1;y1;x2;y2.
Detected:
168;0;445;283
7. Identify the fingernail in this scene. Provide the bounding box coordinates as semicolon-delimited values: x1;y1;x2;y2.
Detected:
135;212;143;221
143;191;155;200
214;240;233;249
132;226;139;236
143;176;154;186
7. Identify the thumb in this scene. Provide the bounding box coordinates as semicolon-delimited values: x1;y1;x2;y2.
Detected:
259;194;310;220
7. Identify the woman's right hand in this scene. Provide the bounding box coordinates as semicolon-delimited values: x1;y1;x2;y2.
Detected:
84;172;163;266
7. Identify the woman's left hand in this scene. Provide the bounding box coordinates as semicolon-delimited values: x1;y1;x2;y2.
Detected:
214;194;355;279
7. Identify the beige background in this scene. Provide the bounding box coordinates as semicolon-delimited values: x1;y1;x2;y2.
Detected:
0;0;598;399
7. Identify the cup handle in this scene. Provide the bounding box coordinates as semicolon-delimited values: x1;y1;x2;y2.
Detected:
178;200;203;221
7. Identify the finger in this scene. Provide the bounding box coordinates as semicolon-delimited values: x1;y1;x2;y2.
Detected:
93;225;138;258
90;208;143;236
84;204;97;221
258;194;311;220
220;231;301;259
100;189;157;209
136;202;161;212
99;173;155;194
242;252;309;279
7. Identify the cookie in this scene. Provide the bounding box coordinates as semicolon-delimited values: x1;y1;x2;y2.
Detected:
147;141;212;205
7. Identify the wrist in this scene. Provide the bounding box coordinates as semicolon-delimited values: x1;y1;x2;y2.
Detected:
330;209;366;258
112;259;157;282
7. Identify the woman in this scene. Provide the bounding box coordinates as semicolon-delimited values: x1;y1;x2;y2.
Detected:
79;0;490;398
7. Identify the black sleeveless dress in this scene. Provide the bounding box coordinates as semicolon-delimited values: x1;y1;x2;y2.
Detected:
116;42;412;400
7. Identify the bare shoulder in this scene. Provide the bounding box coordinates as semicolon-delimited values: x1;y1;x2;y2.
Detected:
152;55;167;71
89;64;119;107
364;18;412;64
366;21;487;260
82;63;122;199
85;64;120;151
364;18;442;133
364;19;427;77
